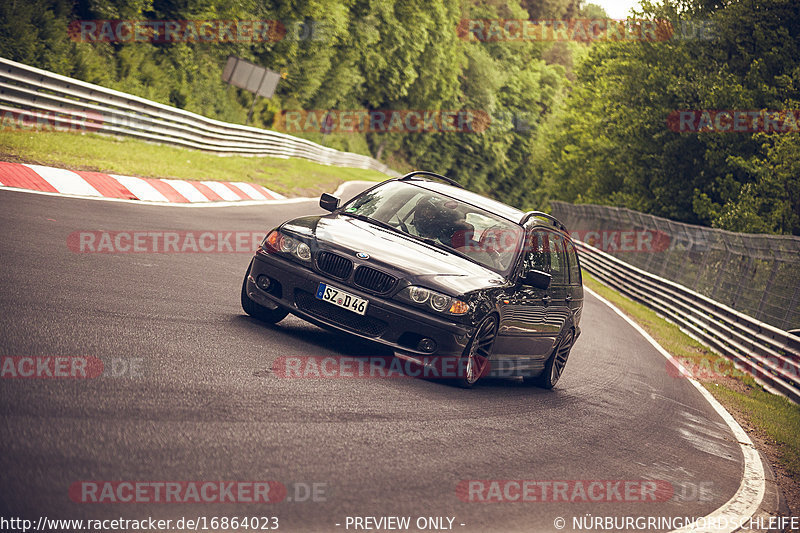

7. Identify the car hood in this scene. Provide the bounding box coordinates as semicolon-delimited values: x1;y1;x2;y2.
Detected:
281;214;508;294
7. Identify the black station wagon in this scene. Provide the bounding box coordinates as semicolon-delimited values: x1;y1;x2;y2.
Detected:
242;171;583;388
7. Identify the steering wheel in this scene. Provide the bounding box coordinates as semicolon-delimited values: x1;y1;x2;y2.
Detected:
478;225;508;270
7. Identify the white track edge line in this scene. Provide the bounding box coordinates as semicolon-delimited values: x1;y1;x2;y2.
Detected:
584;286;765;533
1;175;769;529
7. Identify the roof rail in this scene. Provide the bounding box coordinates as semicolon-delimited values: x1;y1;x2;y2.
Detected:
398;171;464;189
520;211;568;232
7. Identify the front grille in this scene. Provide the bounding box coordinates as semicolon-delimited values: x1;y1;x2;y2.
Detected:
294;290;387;337
353;266;397;293
316;251;353;280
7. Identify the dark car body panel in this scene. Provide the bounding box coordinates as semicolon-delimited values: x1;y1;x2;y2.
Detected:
246;251;472;356
244;175;583;379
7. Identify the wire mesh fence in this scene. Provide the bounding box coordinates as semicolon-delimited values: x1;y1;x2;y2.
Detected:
550;201;800;331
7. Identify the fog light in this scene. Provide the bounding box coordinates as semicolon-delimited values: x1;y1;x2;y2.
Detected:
417;338;436;353
256;275;271;291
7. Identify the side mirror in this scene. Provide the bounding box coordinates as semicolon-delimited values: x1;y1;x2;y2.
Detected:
523;269;551;290
320;193;340;212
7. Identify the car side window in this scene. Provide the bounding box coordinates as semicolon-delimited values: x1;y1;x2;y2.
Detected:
523;230;550;275
547;233;568;285
565;240;582;285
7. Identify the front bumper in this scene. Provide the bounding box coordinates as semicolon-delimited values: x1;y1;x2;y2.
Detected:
246;252;473;357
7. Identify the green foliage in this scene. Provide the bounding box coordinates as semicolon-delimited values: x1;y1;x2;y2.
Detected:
0;0;793;234
533;0;800;234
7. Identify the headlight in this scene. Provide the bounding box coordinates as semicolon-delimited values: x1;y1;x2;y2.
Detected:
400;286;469;315
409;286;430;303
262;230;312;262
280;235;297;253
295;242;311;261
430;293;451;312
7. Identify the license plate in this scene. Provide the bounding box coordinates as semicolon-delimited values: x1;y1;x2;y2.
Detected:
316;283;369;315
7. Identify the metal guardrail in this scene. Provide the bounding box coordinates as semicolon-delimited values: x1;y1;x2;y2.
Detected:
551;201;800;331
575;239;800;404
0;57;398;176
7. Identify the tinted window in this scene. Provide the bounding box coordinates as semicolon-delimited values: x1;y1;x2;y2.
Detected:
565;240;582;285
523;230;567;285
547;233;568;285
524;230;550;274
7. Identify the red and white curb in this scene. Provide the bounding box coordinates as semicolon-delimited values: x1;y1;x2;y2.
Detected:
0;161;285;203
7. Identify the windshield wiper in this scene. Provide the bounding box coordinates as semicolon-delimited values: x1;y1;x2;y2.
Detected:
340;212;402;234
416;236;478;264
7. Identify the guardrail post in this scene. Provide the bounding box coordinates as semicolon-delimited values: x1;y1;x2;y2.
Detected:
731;255;754;310
755;258;779;323
710;249;730;300
786;283;800;332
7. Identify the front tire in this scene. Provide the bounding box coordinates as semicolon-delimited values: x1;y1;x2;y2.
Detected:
241;266;289;324
455;314;498;388
526;328;575;389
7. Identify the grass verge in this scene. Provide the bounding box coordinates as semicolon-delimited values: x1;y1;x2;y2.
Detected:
0;129;387;197
582;270;800;514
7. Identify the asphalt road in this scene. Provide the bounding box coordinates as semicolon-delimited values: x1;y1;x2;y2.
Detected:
0;186;746;532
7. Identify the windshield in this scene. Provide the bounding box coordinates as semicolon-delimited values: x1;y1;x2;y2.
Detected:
341;181;524;275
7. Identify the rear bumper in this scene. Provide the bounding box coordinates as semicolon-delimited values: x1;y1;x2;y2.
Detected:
246;253;473;357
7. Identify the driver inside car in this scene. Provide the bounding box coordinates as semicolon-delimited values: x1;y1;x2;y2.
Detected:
412;197;463;246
